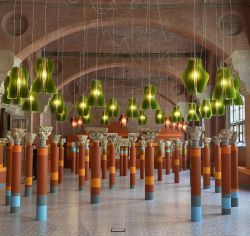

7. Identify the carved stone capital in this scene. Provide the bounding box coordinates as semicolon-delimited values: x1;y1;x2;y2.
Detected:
51;134;61;144
128;133;139;145
0;138;8;144
25;133;36;144
174;139;182;147
219;129;233;145
203;137;212;146
165;140;172;147
59;138;66;146
85;127;108;134
213;136;221;145
85;139;90;147
107;133;118;144
101;136;108;149
5;131;14;144
187;126;204;141
158;139;165;153
141;129;158;143
231;131;238;145
89;132;103;143
11;128;26;143
37;126;52;140
77;135;88;145
139;136;147;147
119;138;130;147
183;141;188;148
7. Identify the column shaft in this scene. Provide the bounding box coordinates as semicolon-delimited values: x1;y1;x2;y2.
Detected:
79;144;85;191
214;144;222;193
182;147;187;170
75;147;79;174
25;143;33;197
231;144;239;207
203;145;211;189
58;145;64;184
101;148;107;179
71;145;76;173
123;147;128;176
145;143;154;200
5;143;13;205
50;143;59;193
85;145;89;180
120;147;124;176
109;144;116;188
174;146;180;183
140;146;145;179
165;146;171;174
130;144;136;189
157;151;163;181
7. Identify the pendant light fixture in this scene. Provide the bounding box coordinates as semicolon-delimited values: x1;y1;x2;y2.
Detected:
126;97;139;118
199;99;212;119
82;111;92;124
141;85;158;110
181;58;209;95
186;103;199;121
170;105;183;123
56;103;68;122
212;67;236;101
107;98;120;117
172;122;177;130
155;108;165;124
138;110;147;125
8;66;29;99
211;100;225;116
31;58;57;94
77;116;83;128
49;93;64;114
75;95;90;116
100;109;109;125
2;76;12;104
87;79;105;107
119;113;127;128
165;116;171;128
22;93;39;112
70;117;78;128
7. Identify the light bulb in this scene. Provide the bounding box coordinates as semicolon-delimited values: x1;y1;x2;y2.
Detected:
221;79;227;87
93;88;100;96
54;99;60;106
42;70;47;79
174;111;180;117
140;115;145;121
110;104;116;110
204;106;209;112
80;102;86;109
103;115;108;120
157;113;163;119
190;110;195;115
29;95;34;101
192;70;199;80
17;78;21;85
147;94;153;100
130;105;136;110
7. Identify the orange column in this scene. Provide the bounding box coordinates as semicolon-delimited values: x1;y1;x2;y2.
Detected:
50;135;60;193
120;146;124;176
165;141;171;175
174;140;181;183
77;135;87;191
107;134;117;189
89;132;102;204
139;139;146;179
129;133;138;189
101;137;108;179
220;129;232;215
231;132;239;207
10;128;25;214
202;138;211;189
85;139;90;181
179;142;183;171
213;136;222;193
58;138;66;184
123;146;128;176
182;141;188;171
157;140;164;181
0;139;7;190
24;133;36;197
75;145;79;174
71;142;76;173
36;126;52;221
5;135;14;205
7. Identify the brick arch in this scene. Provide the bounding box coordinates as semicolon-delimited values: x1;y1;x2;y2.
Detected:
57;61;180;90
17;16;227;61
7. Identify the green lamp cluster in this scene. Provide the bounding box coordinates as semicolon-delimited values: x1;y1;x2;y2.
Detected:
138;110;147;125
75;95;90;116
141;85;158;110
186;103;199;121
107;98;120;117
199;99;212;119
126;97;139;118
171;105;183;123
87;80;106;107
155;108;165;124
100;109;109;125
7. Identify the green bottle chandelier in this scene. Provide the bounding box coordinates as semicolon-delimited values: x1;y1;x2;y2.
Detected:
141;84;158;110
155;108;165;124
107;98;120;117
186;103;199;121
31;58;57;94
22;93;39;112
8;66;29;99
49;93;64;114
82;110;92;124
212;67;236;101
87;80;105;107
100;109;110;125
126;97;139;118
211;99;225;116
138;110;147;125
75;95;90;116
182;58;209;95
199;99;212;119
56;103;68;122
170;105;183;123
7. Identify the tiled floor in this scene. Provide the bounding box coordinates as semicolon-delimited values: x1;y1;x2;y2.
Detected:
0;170;250;236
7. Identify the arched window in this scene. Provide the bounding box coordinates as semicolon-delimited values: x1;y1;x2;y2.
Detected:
230;96;245;146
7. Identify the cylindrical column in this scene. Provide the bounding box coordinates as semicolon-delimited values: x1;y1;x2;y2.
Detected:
202;138;211;189
58;138;66;184
139;139;146;179
129;133;138;189
5;134;13;205
50;135;61;193
123;146;128;176
85;139;90;181
182;141;188;171
89;132;102;204
101;137;108;179
165;141;171;175
24;133;36;197
36;126;52;221
220;129;232;215
179;143;183;171
10;128;25;213
174;140;181;183
0;139;7;190
231;132;239;207
77;135;87;191
187;126;203;222
213;136;222;193
71;142;76;173
120;146;124;176
157;140;164;181
75;145;79;174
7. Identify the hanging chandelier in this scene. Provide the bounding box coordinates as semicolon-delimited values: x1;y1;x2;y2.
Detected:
75;95;90;116
181;58;209;95
77;116;83;128
170;105;183;123
141;85;158;110
31;58;57;94
70;117;78;128
126;97;139;118
49;93;64;114
155;108;165;124
22;93;39;112
56;103;68;122
138;110;147;125
107;98;120;117
186;103;199;121
199;99;212;119
211;100;225;116
100;109;109;125
87;80;105;107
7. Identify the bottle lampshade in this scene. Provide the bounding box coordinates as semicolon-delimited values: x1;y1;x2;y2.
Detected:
155;108;165;124
107;98;120;117
49;93;64;114
186;103;199;121
199;99;212;119
126;97;139;118
141;84;158;110
211;99;225;116
100;109;109;125
138;110;147;125
87;80;105;107
75;95;90;116
22;93;39;112
171;105;183;123
56;103;68;122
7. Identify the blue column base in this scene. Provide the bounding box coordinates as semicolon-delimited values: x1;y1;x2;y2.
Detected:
79;186;84;191
10;194;20;213
5;190;11;206
215;186;221;193
203;186;210;189
191;207;202;222
130;185;136;189
145;192;154;200
25;186;32;197
231;192;239;207
91;194;100;204
0;183;5;189
36;205;47;221
222;195;231;215
109;185;115;189
50;186;58;193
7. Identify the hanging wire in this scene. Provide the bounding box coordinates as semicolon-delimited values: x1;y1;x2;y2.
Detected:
18;0;23;57
112;0;115;99
12;0;17;56
43;0;48;56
